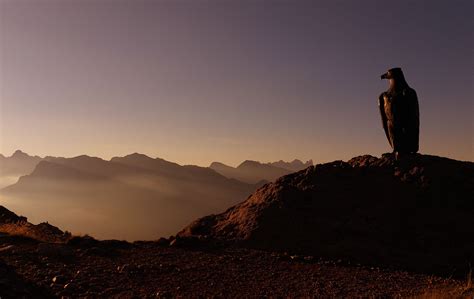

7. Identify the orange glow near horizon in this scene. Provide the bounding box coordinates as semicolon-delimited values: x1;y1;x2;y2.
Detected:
1;1;472;167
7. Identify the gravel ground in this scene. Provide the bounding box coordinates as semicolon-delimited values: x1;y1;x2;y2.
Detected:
0;236;472;298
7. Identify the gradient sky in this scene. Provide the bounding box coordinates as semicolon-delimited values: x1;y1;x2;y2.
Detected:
0;0;472;166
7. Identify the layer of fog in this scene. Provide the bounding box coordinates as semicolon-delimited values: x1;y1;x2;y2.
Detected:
0;176;20;189
0;174;252;241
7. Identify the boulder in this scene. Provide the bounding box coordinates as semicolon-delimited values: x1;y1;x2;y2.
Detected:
179;154;474;275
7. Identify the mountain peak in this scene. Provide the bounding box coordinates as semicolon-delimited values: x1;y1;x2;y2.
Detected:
237;160;263;168
11;150;29;159
211;160;291;184
121;153;153;160
209;161;230;168
266;159;313;172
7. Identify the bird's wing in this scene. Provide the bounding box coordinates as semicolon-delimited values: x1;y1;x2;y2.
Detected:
402;87;420;152
402;88;420;124
409;88;420;127
378;93;392;147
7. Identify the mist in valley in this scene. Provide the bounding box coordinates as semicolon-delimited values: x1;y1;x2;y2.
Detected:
0;176;20;190
0;154;257;241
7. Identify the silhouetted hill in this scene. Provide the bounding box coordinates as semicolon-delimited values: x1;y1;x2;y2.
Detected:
1;154;258;240
0;205;68;243
210;160;292;183
267;159;313;172
0;205;26;223
180;154;474;275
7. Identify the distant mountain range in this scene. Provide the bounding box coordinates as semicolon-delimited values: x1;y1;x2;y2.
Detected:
210;159;313;184
0;153;257;240
0;150;313;240
267;159;313;172
0;150;313;186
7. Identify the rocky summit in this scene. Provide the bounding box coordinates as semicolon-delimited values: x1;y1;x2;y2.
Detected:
179;154;474;276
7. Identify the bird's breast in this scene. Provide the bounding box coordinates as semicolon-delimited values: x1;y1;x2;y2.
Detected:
383;94;394;119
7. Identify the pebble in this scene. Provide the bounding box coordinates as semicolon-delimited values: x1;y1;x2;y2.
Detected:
52;275;65;284
0;245;14;252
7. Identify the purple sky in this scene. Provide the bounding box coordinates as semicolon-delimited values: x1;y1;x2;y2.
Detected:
1;0;472;166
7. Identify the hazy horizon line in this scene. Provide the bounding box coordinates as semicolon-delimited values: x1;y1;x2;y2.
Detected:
2;148;473;169
0;149;316;168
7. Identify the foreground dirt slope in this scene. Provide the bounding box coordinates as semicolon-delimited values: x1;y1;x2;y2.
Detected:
180;154;474;275
0;235;472;298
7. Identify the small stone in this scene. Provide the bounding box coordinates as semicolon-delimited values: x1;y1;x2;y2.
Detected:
117;264;129;273
0;245;14;252
169;239;177;247
52;276;65;284
156;237;169;246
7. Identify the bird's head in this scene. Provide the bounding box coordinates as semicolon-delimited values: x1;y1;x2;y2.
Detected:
381;67;406;88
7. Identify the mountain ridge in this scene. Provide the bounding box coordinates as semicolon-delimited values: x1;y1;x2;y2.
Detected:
0;153;259;240
210;159;307;184
0;150;43;177
1;150;312;187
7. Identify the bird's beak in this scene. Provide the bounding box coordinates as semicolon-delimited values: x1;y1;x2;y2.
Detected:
381;72;389;80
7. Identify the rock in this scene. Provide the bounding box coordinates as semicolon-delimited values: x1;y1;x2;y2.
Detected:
156;290;172;298
0;245;14;252
100;239;132;249
0;206;67;243
66;235;99;247
169;235;211;248
0;206;27;224
52;276;65;284
156;237;170;246
117;264;129;273
83;246;110;257
178;154;474;275
0;260;52;298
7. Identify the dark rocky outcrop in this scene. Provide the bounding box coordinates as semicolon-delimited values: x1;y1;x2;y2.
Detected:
0;206;27;223
0;206;69;243
179;154;474;276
